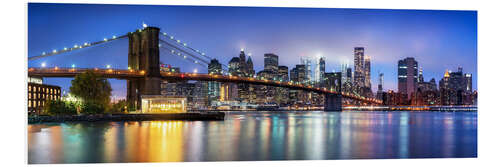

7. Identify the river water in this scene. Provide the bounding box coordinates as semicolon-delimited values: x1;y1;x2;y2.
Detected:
27;111;477;164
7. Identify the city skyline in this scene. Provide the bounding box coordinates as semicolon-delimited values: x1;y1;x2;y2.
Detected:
28;3;477;98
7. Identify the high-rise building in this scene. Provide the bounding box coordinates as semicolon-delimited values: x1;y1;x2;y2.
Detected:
278;66;289;81
418;67;424;83
208;59;222;105
354;47;365;88
247;55;255;77
398;57;418;100
264;53;279;74
239;49;248;75
346;67;353;84
340;62;349;85
364;55;371;88
300;57;312;84
315;56;326;85
376;73;384;100
465;73;472;92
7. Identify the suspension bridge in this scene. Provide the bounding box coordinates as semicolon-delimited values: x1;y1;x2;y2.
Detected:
28;25;382;111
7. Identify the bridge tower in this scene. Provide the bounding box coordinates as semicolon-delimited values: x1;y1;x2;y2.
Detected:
324;94;342;111
127;27;161;110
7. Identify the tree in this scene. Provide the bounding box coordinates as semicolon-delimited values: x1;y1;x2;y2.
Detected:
43;100;77;115
69;70;112;114
110;100;128;114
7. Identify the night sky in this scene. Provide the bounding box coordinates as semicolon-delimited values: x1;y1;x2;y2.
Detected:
28;3;477;99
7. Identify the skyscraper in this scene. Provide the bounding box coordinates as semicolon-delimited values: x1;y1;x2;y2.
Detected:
315;56;326;84
264;53;279;74
376;72;384;100
354;47;365;88
208;59;222;105
465;73;472;92
398;57;418;100
300;57;312;84
364;55;371;88
418;67;424;83
340;62;349;85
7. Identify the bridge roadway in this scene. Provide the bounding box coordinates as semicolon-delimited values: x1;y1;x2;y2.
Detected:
28;67;382;104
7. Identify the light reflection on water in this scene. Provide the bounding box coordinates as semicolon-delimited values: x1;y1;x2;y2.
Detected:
28;111;477;164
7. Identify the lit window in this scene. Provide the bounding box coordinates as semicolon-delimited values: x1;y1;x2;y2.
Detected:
28;101;31;107
29;86;31;91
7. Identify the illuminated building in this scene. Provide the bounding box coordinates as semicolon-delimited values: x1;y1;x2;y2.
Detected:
364;55;371;88
160;64;180;73
398;57;418;100
264;53;279;73
300;56;312;84
315;56;326;85
208;59;222;106
376;73;384;100
27;77;61;114
439;67;474;105
140;95;187;113
353;47;365;88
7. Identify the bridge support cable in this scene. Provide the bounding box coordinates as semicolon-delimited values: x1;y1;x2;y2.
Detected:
158;45;208;68
159;32;229;69
28;34;128;61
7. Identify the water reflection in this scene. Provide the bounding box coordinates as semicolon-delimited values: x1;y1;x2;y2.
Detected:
28;111;477;164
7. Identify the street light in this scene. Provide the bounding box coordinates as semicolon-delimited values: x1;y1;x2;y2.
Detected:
41;62;46;68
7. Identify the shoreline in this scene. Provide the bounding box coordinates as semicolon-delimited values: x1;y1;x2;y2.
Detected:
28;112;225;124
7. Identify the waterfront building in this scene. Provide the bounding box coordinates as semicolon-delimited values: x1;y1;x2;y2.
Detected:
439;67;474;105
277;66;290;106
140;95;187;113
398;57;418;100
28;77;61;114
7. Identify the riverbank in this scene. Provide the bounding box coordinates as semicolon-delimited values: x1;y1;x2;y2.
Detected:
28;112;225;124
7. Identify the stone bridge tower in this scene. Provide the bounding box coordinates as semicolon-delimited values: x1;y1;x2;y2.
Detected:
127;27;161;110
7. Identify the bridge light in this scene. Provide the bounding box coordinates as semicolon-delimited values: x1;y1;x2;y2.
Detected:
106;65;111;69
159;44;162;47
54;66;58;70
112;35;116;39
103;38;108;41
163;32;167;36
41;62;46;67
52;49;57;53
193;69;198;73
71;64;76;68
74;44;78;48
194;60;198;64
183;56;187;59
176;40;181;43
64;47;67;51
42;52;46;55
170;36;174;39
171;50;175;53
84;42;88;46
201;53;205;56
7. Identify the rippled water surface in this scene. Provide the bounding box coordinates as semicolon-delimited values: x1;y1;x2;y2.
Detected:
28;111;477;163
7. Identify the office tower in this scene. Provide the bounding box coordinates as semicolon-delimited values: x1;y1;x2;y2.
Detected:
378;72;384;92
247;54;255;77
418;67;424;83
239;49;248;75
264;53;279;73
364;55;371;88
354;47;365;88
465;73;472;92
340;62;349;85
300;57;312;84
278;66;289;81
315;56;326;84
398;57;418;100
346;67;353;84
208;59;222;105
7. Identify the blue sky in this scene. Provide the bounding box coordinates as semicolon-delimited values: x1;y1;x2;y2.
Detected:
28;3;477;99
